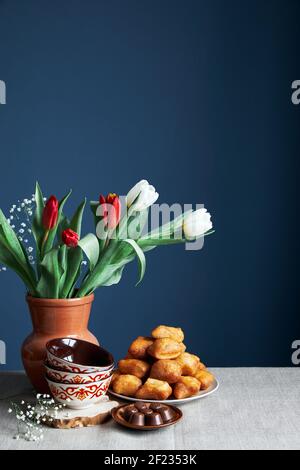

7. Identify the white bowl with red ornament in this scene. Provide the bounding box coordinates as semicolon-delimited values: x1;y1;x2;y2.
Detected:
44;361;112;384
46;375;112;409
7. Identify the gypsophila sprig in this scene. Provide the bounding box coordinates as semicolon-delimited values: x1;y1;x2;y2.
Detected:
0;194;37;273
8;394;66;442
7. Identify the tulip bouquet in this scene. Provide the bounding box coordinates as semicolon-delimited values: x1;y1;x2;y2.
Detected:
0;180;213;298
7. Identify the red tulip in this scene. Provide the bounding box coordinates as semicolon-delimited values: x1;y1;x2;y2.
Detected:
42;196;59;230
62;228;79;248
99;193;121;229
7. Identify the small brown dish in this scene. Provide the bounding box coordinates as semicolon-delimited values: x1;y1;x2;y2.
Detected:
111;402;183;431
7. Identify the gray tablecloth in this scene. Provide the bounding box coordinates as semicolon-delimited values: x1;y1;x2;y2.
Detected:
0;368;299;450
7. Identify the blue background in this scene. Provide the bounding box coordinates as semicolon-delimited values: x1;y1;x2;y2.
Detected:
0;0;299;369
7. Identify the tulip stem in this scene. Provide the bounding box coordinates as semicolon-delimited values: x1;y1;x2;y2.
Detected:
41;230;49;259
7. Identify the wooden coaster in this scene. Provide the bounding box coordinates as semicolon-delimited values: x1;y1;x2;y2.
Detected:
41;399;119;429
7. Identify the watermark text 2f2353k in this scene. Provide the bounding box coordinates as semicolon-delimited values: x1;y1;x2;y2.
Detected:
0;80;6;104
0;340;6;365
291;340;300;365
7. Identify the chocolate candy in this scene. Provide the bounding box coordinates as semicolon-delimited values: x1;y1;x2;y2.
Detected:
129;412;145;426
147;412;163;426
159;406;175;422
134;402;148;412
150;403;165;412
122;402;176;428
144;408;154;425
123;405;138;421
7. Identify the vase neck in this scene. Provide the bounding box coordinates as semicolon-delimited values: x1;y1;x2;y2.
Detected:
27;298;93;335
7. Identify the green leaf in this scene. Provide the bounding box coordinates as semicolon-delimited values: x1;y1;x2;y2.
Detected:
100;265;125;287
90;201;99;224
90;200;107;252
122;239;146;286
141;210;193;240
32;181;45;257
60;246;83;298
36;247;64;298
58;245;67;295
0;210;37;293
127;209;149;240
78;233;99;271
70;198;86;237
43;190;72;255
0;210;28;266
138;237;186;247
0;234;36;293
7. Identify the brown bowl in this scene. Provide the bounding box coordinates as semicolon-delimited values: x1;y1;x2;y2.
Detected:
46;338;114;374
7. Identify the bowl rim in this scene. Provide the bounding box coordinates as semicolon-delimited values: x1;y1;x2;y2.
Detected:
45;374;112;387
44;360;114;375
46;337;114;369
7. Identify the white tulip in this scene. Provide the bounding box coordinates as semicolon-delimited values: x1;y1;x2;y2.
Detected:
127;180;159;211
183;208;213;239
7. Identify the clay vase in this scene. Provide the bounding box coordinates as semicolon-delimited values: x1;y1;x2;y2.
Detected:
22;293;99;393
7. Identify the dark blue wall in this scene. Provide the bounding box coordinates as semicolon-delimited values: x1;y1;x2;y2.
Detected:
0;0;299;369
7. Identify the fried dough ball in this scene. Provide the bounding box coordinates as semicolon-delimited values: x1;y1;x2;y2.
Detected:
176;352;200;376
194;370;215;390
112;374;142;397
151;325;184;343
198;362;206;371
173;376;201;399
110;369;121;385
118;359;150;379
150;359;182;384
147;338;186;360
128;336;154;360
135;378;173;401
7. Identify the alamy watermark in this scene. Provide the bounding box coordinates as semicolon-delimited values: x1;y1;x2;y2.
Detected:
0;80;6;104
95;198;209;251
0;340;6;365
291;80;300;105
291;340;300;365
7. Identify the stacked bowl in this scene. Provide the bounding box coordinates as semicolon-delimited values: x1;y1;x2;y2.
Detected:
45;338;114;409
